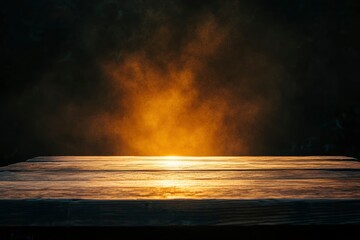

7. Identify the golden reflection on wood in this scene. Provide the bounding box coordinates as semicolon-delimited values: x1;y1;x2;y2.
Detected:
0;156;360;225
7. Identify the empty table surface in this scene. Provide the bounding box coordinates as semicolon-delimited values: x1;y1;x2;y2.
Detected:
0;156;359;226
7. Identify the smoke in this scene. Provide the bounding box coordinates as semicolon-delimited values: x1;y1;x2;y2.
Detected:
1;0;358;164
6;0;333;161
94;3;285;156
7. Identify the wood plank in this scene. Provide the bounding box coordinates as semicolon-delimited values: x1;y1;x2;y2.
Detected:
27;156;357;162
1;199;359;226
1;179;360;199
2;159;360;171
1;170;360;181
1;156;360;226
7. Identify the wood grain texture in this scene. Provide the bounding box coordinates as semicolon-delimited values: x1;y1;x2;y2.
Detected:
0;156;359;226
2;157;359;171
1;178;360;199
27;156;357;162
1;199;360;226
1;170;360;181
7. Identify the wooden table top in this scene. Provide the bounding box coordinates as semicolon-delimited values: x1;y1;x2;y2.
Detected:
1;156;359;226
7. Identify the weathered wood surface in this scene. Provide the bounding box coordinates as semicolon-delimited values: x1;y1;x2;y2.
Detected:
0;156;359;226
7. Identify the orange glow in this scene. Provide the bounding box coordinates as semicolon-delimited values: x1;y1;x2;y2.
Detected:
99;15;261;156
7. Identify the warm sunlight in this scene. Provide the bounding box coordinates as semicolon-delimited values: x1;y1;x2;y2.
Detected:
162;156;184;168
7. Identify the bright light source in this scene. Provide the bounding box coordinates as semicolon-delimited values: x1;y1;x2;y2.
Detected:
162;156;182;168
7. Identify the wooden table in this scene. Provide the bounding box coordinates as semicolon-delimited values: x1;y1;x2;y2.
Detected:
1;156;360;227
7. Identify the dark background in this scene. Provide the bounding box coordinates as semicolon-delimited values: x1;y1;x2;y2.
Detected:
0;0;359;166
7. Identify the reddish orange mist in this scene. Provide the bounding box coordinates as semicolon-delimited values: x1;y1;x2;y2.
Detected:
100;15;260;156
